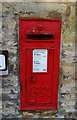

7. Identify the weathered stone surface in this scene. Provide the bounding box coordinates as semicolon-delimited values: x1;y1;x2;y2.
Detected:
0;1;76;119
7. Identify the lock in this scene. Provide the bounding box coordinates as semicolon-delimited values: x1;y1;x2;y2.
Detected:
30;76;36;83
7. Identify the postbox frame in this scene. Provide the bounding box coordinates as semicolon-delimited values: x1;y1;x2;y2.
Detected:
19;18;61;110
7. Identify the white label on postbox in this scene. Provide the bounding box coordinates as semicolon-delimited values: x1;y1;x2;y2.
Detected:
0;55;6;70
33;49;48;72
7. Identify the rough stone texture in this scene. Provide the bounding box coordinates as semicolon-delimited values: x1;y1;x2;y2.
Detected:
0;2;2;120
0;0;77;2
0;1;76;119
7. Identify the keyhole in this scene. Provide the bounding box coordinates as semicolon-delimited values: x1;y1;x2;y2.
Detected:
30;76;34;82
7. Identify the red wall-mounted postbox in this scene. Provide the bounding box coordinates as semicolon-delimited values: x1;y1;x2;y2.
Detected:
19;18;61;110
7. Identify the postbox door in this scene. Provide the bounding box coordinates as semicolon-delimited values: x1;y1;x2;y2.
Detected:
26;48;54;105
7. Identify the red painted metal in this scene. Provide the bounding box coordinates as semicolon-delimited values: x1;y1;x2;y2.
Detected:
19;18;61;110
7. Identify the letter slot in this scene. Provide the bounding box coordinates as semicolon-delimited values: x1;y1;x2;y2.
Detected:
27;33;54;40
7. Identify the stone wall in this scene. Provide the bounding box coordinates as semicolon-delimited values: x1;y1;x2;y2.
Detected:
0;1;76;119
